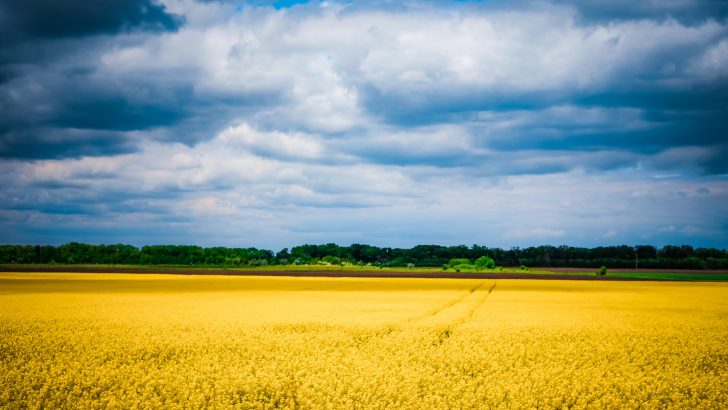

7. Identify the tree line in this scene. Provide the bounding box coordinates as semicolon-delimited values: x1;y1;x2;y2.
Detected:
1;243;727;269
0;243;273;267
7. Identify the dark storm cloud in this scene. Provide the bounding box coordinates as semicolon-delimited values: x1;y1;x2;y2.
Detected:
328;0;728;23
646;143;728;176
557;0;728;24
0;66;191;158
701;145;728;174
3;0;726;163
1;186;184;215
358;84;728;175
0;128;138;159
0;0;183;46
53;98;185;131
358;85;546;127
563;87;728;171
483;106;727;150
360;36;728;130
0;0;186;159
352;8;728;176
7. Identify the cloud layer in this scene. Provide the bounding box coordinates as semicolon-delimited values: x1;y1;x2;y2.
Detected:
1;0;726;248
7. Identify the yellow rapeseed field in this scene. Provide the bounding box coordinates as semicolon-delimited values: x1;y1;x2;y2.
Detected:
1;273;726;409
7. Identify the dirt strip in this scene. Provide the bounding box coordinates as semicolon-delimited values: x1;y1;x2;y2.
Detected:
2;266;725;281
534;267;728;274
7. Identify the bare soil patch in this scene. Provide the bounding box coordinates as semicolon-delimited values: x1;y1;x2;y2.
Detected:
1;266;718;281
535;267;728;274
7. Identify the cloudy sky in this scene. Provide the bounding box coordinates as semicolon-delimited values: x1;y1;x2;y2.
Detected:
1;0;727;250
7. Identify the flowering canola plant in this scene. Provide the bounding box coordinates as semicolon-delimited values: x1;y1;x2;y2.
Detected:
1;273;726;408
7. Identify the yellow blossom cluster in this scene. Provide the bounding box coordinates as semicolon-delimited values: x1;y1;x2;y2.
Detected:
1;273;726;408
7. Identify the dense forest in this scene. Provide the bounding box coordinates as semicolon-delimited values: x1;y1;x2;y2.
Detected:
1;243;727;270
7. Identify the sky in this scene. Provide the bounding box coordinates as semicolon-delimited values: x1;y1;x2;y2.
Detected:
1;0;727;250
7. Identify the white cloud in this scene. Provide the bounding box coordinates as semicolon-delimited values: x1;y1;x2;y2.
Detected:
2;1;728;248
93;2;727;134
687;39;728;79
216;123;330;161
4;135;727;247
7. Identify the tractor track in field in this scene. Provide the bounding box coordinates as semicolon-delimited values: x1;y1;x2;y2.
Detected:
351;281;497;347
419;281;488;319
3;266;723;281
425;281;497;346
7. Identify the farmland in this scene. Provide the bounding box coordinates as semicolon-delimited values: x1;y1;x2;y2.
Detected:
1;273;727;408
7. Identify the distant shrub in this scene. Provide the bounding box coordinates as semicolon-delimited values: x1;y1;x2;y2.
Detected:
442;264;448;271
407;263;415;270
598;266;607;276
520;265;528;270
448;258;471;268
475;256;496;270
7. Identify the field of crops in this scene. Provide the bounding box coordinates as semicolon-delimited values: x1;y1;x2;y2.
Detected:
1;273;727;408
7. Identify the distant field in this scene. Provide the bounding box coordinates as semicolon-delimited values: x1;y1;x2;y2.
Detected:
608;272;728;281
2;264;727;281
1;273;726;408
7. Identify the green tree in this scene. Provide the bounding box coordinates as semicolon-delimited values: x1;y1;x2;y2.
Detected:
275;248;290;262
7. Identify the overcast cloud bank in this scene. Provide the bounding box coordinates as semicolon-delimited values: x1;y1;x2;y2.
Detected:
1;0;726;248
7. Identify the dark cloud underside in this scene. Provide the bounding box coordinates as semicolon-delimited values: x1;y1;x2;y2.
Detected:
0;0;182;45
560;0;728;24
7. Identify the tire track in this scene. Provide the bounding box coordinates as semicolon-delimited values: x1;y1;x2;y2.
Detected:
430;281;496;345
350;281;489;345
415;281;487;321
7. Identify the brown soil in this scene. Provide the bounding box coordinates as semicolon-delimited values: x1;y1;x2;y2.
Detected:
1;266;724;281
534;267;728;274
